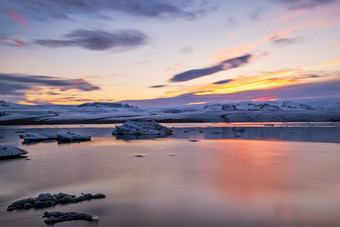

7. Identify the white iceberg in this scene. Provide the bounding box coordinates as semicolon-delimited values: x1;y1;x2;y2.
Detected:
0;145;28;159
112;120;173;136
57;132;91;141
22;133;58;142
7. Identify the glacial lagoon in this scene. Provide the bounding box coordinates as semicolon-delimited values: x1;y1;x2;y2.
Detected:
1;123;340;227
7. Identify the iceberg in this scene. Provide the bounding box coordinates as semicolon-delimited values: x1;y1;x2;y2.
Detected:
22;133;58;142
21;132;90;142
57;132;91;141
0;145;28;159
112;120;173;136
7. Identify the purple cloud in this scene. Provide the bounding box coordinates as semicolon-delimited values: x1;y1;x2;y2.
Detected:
149;84;166;88
5;0;206;20
170;55;252;82
0;73;100;96
34;29;147;51
213;79;233;85
273;0;336;9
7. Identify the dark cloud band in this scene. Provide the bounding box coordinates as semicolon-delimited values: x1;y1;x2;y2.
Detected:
0;73;100;95
34;29;147;51
273;0;335;9
170;55;252;82
149;84;166;88
213;79;233;85
6;0;202;20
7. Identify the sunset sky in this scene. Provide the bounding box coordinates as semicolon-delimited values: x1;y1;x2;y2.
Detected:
0;0;340;106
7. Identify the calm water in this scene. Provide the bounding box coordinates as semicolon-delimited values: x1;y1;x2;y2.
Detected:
1;124;340;227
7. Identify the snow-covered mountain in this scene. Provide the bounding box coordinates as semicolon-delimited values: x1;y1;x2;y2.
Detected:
77;102;138;109
0;99;339;124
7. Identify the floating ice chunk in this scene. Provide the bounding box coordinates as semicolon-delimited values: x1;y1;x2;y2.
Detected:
57;132;91;141
22;133;58;142
112;120;173;136
0;145;28;159
21;132;90;142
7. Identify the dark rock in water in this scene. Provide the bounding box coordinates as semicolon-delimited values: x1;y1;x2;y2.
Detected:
43;211;98;225
24;203;33;209
134;154;146;158
7;192;105;211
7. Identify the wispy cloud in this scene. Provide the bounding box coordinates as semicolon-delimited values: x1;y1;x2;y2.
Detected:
149;84;166;88
211;29;297;60
170;55;252;82
7;10;26;24
213;79;233;85
1;38;26;46
273;0;336;9
0;73;100;96
272;37;301;47
33;29;147;51
6;10;30;30
6;0;207;20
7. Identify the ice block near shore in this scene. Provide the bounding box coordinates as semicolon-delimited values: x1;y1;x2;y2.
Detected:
112;120;173;136
0;145;28;159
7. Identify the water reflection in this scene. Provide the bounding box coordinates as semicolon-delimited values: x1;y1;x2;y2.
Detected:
1;125;340;226
115;134;171;141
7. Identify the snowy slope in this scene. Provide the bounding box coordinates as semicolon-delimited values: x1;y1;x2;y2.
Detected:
0;99;339;124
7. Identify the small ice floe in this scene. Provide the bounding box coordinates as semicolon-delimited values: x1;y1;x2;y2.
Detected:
0;145;28;159
7;192;105;211
112;120;173;136
21;132;91;143
43;211;98;225
57;132;91;142
22;133;58;142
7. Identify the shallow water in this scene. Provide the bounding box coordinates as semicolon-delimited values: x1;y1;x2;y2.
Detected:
1;124;340;227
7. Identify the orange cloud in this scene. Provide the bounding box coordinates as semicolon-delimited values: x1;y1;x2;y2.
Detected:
276;9;306;22
252;96;278;102
165;63;186;72
211;29;297;60
8;10;27;24
187;102;206;105
73;78;86;83
1;38;26;46
195;77;298;96
7;10;30;30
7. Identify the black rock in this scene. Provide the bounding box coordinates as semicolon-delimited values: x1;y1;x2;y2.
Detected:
7;192;105;211
43;211;98;225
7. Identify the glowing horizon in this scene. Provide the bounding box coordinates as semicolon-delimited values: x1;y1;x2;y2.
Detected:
0;0;339;106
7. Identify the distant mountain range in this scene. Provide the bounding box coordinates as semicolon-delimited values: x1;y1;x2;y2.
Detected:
1;99;339;124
